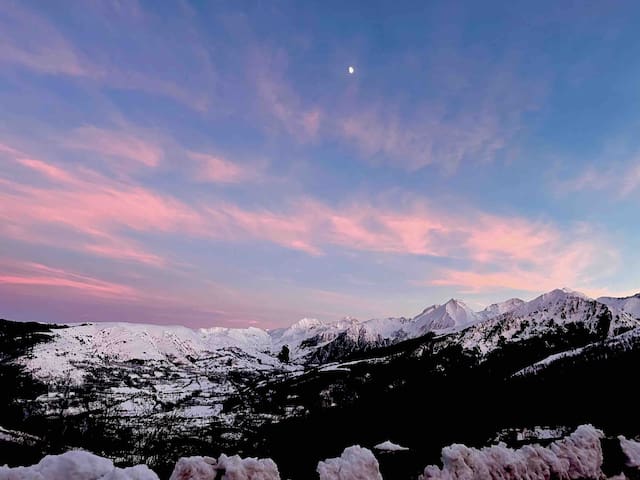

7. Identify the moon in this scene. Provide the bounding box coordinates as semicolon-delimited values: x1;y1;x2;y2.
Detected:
348;66;355;75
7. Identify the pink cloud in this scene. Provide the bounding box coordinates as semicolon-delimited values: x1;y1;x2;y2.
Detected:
0;143;24;156
210;202;323;255
1;145;195;266
64;126;163;168
1;143;73;183
246;42;541;173
427;229;618;295
0;3;213;110
464;215;557;263
338;104;516;173
0;262;137;298
252;49;323;141
554;156;640;198
0;141;617;298
81;233;167;267
188;151;257;184
0;3;87;77
16;157;74;183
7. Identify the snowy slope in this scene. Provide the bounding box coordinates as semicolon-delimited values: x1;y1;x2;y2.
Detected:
270;317;368;356
14;287;640;383
459;288;640;354
407;299;479;335
477;298;525;320
21;322;277;382
598;293;640;319
514;321;640;377
5;285;640;466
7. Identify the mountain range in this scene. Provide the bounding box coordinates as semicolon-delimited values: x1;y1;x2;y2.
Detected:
2;286;640;478
14;287;640;378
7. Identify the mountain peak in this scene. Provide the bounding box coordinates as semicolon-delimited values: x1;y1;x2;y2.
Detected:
443;298;472;315
339;316;360;324
418;304;439;315
410;298;478;334
290;318;324;330
552;287;589;298
444;298;465;306
477;298;525;320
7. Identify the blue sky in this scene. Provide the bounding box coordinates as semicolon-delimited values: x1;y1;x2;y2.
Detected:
1;0;640;328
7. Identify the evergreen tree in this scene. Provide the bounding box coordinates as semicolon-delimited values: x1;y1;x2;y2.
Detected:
277;345;290;363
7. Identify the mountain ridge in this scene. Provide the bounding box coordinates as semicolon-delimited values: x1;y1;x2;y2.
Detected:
8;287;640;382
3;287;640;479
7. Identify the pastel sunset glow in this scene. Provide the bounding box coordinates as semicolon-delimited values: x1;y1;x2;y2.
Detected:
1;1;640;327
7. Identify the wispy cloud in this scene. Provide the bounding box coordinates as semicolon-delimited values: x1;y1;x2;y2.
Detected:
0;261;138;298
249;45;541;174
251;48;323;141
1;141;615;296
426;223;618;295
0;1;215;110
0;2;87;76
188;151;260;184
63;126;163;168
555;155;640;198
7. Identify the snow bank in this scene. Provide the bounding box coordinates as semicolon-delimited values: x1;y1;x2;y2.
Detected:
0;450;159;480
419;424;604;480
1;451;279;480
373;441;409;452
168;456;217;480
317;446;383;480
619;435;640;469
168;454;279;480
215;454;279;480
2;425;631;480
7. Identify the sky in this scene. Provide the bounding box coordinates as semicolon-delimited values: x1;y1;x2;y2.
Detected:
1;0;640;328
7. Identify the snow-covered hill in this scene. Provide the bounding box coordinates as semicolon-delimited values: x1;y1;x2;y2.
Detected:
20;322;280;383
17;288;640;383
458;288;639;354
408;299;479;335
6;287;640;430
477;298;525;320
598;293;640;320
4;287;640;479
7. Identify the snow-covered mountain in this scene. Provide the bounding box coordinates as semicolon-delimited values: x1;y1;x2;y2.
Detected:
16;288;640;382
4;286;640;478
408;299;479;334
459;288;639;354
477;298;525;320
598;293;640;320
21;321;279;383
13;286;635;434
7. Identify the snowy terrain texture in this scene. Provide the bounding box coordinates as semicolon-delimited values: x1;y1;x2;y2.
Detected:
10;287;640;435
3;426;640;480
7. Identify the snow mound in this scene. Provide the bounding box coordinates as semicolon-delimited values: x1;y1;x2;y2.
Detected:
168;456;217;480
619;435;640;469
373;441;409;452
419;424;604;480
100;466;159;480
168;454;279;480
0;450;159;480
317;446;382;480
215;454;279;480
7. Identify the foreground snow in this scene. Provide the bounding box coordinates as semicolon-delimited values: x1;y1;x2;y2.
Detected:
4;426;640;479
317;446;382;480
373;441;409;452
0;450;159;480
169;454;279;480
420;424;604;480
